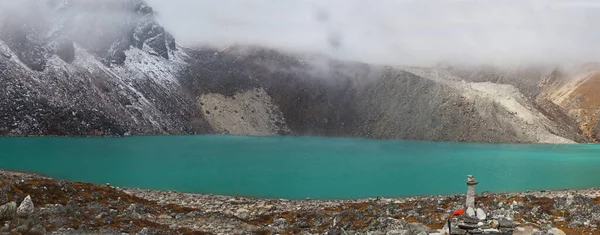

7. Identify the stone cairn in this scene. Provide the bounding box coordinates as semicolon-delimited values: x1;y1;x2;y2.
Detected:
450;175;515;235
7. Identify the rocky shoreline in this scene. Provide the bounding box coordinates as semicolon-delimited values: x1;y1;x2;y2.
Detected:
0;170;599;234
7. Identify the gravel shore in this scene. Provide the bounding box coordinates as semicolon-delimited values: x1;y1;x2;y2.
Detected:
0;170;599;234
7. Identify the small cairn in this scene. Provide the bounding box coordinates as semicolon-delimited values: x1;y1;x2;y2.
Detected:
450;175;514;235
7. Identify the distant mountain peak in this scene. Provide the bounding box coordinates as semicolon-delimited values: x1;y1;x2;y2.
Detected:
0;0;175;71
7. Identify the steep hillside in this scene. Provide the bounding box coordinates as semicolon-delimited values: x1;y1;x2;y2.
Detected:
540;68;600;142
0;0;590;143
180;47;584;143
0;0;212;136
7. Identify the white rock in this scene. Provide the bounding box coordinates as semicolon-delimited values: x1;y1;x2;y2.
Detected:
547;228;566;235
483;229;500;233
466;207;476;217
386;230;408;235
476;208;486;220
16;195;34;217
566;194;574;206
235;208;250;219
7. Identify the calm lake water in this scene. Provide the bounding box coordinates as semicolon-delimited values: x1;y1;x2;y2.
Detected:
1;135;599;199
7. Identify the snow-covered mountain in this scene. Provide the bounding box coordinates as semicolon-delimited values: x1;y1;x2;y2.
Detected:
0;0;594;143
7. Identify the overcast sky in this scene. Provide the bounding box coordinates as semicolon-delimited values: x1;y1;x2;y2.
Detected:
131;0;600;66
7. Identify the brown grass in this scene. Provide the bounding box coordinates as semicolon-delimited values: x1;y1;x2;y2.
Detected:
2;178;212;234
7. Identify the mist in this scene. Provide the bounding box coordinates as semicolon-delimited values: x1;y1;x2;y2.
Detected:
146;0;600;67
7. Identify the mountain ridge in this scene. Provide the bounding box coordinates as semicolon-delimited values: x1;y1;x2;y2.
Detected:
0;0;596;144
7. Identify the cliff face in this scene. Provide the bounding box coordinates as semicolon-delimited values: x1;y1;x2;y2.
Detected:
0;0;591;143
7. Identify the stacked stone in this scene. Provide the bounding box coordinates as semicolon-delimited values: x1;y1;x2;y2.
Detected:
451;213;515;234
451;216;479;234
449;175;514;235
496;220;515;234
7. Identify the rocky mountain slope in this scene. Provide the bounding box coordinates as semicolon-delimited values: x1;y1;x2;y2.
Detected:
538;67;600;142
0;0;595;144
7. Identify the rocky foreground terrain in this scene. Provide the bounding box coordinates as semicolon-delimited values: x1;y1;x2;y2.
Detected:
0;0;599;143
1;170;599;235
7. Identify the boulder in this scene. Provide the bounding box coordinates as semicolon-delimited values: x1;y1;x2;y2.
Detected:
16;195;34;217
457;223;478;229
547;228;566;235
367;232;386;235
449;228;467;235
482;228;500;233
12;224;29;233
406;222;429;235
466;207;476;217
476;208;486;220
0;202;16;219
137;227;157;235
386;230;408;235
497;220;514;228
272;217;288;227
234;208;250;220
462;216;480;224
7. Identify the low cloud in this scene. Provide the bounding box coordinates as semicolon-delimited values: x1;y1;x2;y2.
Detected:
147;0;600;67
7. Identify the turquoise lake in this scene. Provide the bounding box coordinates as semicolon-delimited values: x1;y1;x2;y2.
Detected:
0;135;599;199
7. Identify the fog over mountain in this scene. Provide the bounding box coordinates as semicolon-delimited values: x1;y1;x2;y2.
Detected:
0;0;598;143
147;0;600;66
